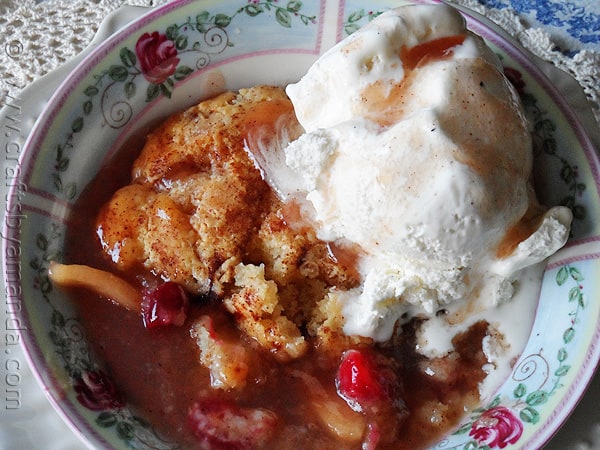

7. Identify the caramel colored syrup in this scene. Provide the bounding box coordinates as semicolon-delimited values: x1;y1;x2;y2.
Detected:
496;204;546;258
400;35;466;71
360;35;466;127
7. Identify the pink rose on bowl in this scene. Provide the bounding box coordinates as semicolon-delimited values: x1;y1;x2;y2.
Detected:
135;31;180;84
74;369;125;411
469;406;523;449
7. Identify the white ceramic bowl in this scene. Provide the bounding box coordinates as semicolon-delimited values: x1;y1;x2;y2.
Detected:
3;0;599;448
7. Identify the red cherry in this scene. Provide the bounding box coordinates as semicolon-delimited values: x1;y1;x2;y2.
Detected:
335;349;387;413
141;282;189;329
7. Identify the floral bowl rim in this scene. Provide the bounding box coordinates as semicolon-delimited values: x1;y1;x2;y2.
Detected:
2;0;600;449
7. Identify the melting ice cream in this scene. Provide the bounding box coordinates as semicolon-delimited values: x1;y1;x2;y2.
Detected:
280;4;572;342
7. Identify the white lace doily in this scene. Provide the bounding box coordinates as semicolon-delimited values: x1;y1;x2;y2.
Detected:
0;0;167;107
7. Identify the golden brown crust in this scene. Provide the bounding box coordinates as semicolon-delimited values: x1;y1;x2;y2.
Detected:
96;85;360;359
97;86;292;294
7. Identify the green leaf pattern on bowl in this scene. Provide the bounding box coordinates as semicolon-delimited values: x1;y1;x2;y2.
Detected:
343;8;386;35
443;264;587;449
51;0;316;200
31;225;179;449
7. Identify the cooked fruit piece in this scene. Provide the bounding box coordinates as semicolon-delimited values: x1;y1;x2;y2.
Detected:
188;399;278;449
141;281;189;328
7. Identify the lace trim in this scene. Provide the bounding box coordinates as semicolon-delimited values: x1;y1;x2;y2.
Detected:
0;0;165;105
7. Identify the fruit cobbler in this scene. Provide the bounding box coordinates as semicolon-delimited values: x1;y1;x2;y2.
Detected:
51;86;491;449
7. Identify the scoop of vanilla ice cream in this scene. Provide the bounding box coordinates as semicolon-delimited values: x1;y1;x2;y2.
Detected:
287;3;500;133
283;4;572;341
